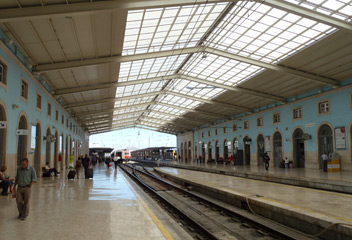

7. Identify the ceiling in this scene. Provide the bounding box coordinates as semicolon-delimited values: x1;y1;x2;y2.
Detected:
0;0;351;135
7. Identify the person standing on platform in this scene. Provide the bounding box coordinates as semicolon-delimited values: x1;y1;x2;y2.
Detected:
263;153;270;171
284;157;289;169
82;154;90;178
75;157;82;179
13;158;37;220
321;153;329;172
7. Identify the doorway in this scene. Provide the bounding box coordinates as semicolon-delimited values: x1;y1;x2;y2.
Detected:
223;139;228;160
188;141;192;162
215;140;220;161
318;124;333;169
0;105;6;167
34;123;41;173
273;132;282;167
208;142;212;161
293;129;305;168
54;131;58;169
45;128;51;164
243;137;251;165
17;116;28;166
257;134;265;166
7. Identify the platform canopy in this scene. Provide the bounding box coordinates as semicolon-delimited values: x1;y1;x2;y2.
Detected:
0;0;351;135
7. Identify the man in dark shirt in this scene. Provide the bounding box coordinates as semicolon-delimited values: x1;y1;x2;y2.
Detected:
13;158;37;220
82;154;90;178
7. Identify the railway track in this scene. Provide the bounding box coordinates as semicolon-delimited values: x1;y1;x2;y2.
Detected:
120;163;314;240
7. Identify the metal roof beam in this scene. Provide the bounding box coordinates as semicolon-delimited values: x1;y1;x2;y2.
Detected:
77;102;153;117
180;74;286;102
54;75;177;96
82;110;146;123
0;1;229;23
135;126;176;135
205;47;339;86
67;91;160;108
157;102;229;119
34;46;204;73
149;110;210;124
168;91;252;112
257;0;352;32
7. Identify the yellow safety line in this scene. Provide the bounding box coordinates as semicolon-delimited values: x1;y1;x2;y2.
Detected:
159;169;352;224
122;169;174;240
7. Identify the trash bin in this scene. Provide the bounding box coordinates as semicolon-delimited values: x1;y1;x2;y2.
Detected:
328;153;340;172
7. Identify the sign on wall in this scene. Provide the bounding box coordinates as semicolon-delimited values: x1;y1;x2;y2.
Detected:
265;136;271;152
59;136;63;154
335;127;346;149
16;129;28;135
204;144;207;154
0;121;6;129
227;141;232;151
30;125;36;151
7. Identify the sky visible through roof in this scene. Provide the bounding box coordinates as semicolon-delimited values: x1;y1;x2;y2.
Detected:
89;128;177;149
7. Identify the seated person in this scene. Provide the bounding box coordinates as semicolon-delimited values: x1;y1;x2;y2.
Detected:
0;166;14;195
44;162;60;176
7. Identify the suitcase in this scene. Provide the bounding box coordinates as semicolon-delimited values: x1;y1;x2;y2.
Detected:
85;168;93;179
68;170;76;179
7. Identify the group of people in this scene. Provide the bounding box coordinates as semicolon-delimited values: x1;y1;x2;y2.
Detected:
74;154;91;179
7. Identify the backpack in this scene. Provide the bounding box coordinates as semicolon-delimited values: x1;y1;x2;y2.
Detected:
76;160;82;167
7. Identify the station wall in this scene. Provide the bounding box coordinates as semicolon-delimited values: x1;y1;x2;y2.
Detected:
178;84;352;171
0;41;87;177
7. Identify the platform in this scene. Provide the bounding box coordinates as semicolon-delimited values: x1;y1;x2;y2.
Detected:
158;161;352;194
0;165;191;240
155;167;352;240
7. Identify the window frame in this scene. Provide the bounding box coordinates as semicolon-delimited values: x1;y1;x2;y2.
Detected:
208;130;211;137
55;109;59;122
244;120;249;130
293;107;302;120
36;92;42;111
223;127;227;134
257;117;263;127
273;112;281;124
318;99;330;116
215;128;218;136
61;115;64;125
232;124;237;132
0;60;8;89
201;132;204;138
47;102;52;118
20;78;29;101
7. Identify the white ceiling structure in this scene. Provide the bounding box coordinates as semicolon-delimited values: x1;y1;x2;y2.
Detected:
0;0;351;135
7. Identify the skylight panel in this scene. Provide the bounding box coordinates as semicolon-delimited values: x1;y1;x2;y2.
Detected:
122;3;228;55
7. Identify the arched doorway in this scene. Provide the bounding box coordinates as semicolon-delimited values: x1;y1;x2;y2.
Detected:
65;135;69;169
318;124;333;169
202;142;205;161
180;142;183;161
257;134;265;166
60;134;64;170
34;123;41;173
215;140;220;161
188;141;192;162
243;137;251;165
273;132;282;167
208;142;212;161
54;131;58;169
45;128;51;164
0;104;7;167
195;145;198;161
223;139;228;161
293;129;305;168
17;115;28;166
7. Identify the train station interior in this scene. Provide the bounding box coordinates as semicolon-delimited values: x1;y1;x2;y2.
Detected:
0;0;352;239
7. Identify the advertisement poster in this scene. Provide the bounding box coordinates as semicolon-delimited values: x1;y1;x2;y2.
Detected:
69;155;75;168
335;127;346;149
265;136;271;152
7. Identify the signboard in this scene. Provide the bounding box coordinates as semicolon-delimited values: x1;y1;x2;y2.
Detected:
16;129;28;135
227;141;232;151
305;123;316;128
335;127;346;149
0;121;6;129
265;136;271;152
30;125;36;151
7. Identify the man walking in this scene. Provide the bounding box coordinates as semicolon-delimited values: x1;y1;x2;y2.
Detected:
263;153;270;171
82;154;90;179
13;158;37;220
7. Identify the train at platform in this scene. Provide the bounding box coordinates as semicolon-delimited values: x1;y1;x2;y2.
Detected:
110;149;131;163
131;147;177;161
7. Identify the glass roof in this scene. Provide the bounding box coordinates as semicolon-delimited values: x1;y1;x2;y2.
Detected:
284;0;352;20
205;1;338;64
122;3;229;55
115;0;351;132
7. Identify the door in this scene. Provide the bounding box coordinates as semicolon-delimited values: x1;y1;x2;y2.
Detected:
0;105;6;167
45;128;51;164
273;132;282;167
208;142;212;161
215;141;220;161
243;138;251;165
318;125;333;169
17;116;28;166
257;134;264;166
293;129;305;168
223;140;228;160
34;123;41;173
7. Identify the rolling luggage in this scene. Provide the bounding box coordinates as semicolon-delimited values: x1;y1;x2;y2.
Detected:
68;170;76;179
85;168;93;179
